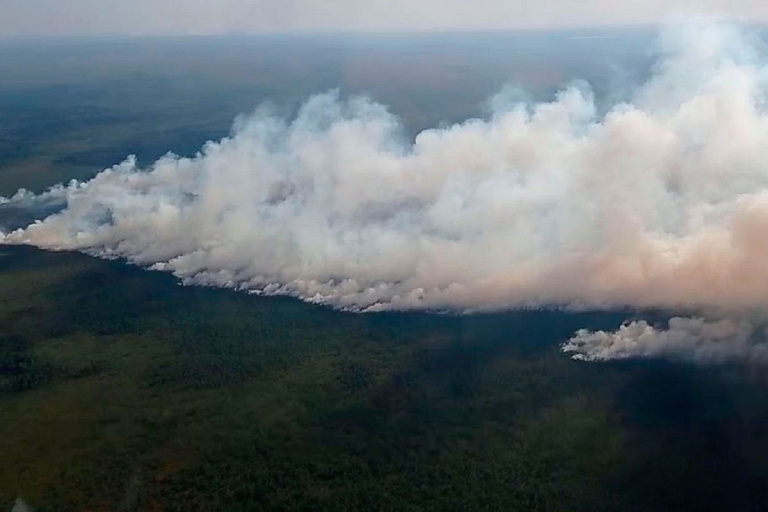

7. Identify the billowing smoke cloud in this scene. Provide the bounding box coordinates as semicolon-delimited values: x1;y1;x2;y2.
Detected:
3;23;768;321
562;317;768;364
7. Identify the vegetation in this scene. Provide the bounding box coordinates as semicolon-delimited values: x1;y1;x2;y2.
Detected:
2;246;768;511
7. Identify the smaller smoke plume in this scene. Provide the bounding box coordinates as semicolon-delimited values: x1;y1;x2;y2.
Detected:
561;316;768;364
0;187;68;235
11;498;31;512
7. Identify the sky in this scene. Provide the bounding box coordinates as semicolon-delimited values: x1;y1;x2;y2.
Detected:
1;0;768;37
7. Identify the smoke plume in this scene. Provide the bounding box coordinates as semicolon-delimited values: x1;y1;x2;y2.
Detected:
3;22;768;333
562;317;768;364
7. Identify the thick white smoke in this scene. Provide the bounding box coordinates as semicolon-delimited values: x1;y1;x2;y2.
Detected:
3;22;768;322
562;317;768;364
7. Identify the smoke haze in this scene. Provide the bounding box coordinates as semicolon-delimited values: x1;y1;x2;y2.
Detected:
4;22;768;368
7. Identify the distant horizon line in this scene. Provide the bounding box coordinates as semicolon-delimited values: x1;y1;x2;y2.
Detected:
0;23;672;43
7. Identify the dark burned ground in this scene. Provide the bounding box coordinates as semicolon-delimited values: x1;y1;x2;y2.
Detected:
2;245;768;511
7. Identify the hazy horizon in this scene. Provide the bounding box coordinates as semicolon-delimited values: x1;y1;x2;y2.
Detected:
3;0;768;37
